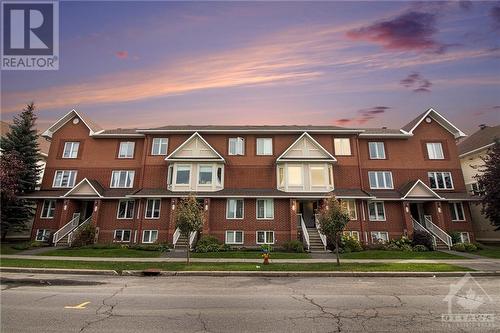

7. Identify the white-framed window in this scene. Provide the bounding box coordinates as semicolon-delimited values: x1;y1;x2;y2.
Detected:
229;137;245;155
467;182;485;196
460;232;470;243
368;201;386;221
110;170;135;188
198;165;213;185
40;200;56;218
227;199;244;219
35;229;51;242
343;230;360;241
117;200;135;219
256;199;274;219
216;166;223;186
145;199;161;219
371;231;389;243
288;165;303;186
450;202;465;221
278;165;285;187
341;200;357;220
142;230;158;244
428;172;454;190
151;138;168;155
426;142;444;160
114;229;131;242
334;138;351;155
53;170;77;188
175;165;191;185
167;165;174;185
118;141;135;158
256;138;273;155
225;230;244;244
368;171;393;189
310;165;327;187
256;231;274;244
62;141;79;158
368;142;386;159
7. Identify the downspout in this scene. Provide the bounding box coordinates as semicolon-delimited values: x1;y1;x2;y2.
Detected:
355;135;366;243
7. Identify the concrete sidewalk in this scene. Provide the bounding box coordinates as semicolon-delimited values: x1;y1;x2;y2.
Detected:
2;254;500;271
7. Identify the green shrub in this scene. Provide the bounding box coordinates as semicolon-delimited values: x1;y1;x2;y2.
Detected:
385;243;400;251
195;235;224;253
413;244;428;252
464;243;477;252
341;235;363;252
412;230;434;250
449;231;462;245
282;240;305;253
473;242;484;250
452;243;466;252
131;244;169;252
400;244;413;252
70;224;96;248
12;242;32;250
260;244;273;253
363;240;386;250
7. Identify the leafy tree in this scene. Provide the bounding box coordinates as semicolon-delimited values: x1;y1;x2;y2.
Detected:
174;195;204;264
316;195;350;265
0;103;41;240
476;140;500;229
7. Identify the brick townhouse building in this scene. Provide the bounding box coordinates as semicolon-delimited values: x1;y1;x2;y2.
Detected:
26;108;477;250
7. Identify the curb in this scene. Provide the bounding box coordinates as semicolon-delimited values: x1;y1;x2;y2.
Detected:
2;267;499;277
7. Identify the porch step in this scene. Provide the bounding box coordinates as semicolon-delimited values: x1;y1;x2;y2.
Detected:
306;228;327;252
174;236;189;249
54;235;69;246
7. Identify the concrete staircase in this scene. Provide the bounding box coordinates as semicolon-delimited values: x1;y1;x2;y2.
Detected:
307;227;326;252
174;234;189;249
434;237;450;250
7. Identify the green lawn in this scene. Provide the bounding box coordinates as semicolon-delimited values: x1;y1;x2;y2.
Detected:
340;250;466;260
476;245;500;259
38;247;162;258
192;251;311;259
0;258;472;272
0;243;23;255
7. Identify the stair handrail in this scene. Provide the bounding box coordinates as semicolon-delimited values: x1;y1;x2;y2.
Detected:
314;214;327;251
53;215;81;245
298;214;310;251
411;217;437;249
424;216;452;249
189;231;198;250
67;216;92;246
173;227;181;247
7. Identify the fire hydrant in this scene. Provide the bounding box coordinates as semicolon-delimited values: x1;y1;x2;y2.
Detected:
262;252;270;265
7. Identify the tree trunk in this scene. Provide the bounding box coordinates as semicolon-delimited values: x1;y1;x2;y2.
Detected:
335;234;340;266
186;235;190;265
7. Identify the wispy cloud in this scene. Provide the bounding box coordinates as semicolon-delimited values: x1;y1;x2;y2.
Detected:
115;50;129;59
334;106;390;126
400;72;432;92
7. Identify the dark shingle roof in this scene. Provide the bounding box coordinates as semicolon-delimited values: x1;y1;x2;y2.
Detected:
457;125;500;156
137;125;360;132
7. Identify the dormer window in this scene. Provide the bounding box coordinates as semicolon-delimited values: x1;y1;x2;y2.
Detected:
229;137;245;155
118;141;135;159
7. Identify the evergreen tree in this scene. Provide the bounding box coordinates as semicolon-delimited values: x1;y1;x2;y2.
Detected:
476;140;500;229
0;103;41;240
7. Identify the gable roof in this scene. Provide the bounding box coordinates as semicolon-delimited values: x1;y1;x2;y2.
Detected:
42;109;103;139
277;132;337;162
63;178;104;198
401;108;466;139
457;124;500;157
400;180;443;200
165;132;224;162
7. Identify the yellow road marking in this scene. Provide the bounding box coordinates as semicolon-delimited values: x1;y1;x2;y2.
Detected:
64;301;90;309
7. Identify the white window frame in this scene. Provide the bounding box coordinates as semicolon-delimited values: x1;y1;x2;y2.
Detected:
114;229;131;242
334;138;351;156
35;229;51;241
371;231;389;243
145;199;161;219
368;171;394;189
368;201;386;221
428;172;454;190
118;141;135;159
142;230;158;244
226;199;244;219
62;141;79;159
53;170;77;188
287;164;304;187
116;200;135;219
110;170;135;188
225;230;244;245
40;200;56;219
256;199;274;220
229;137;245;155
198;164;213;185
342;230;360;241
368;142;386;159
426;142;444;160
175;165;191;185
151;138;168;156
256;231;275;244
460;232;470;243
341;200;357;220
256;138;273;156
450;202;466;222
310;164;327;187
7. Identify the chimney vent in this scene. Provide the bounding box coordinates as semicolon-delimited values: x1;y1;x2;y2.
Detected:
479;124;487;130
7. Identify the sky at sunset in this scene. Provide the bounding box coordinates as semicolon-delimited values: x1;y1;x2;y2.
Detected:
1;1;499;134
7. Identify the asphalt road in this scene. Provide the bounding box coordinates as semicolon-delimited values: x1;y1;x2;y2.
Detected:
1;273;499;332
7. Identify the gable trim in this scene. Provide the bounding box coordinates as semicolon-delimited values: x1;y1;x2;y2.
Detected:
404;108;467;139
276;132;337;162
165;132;225;162
42;109;100;139
63;178;103;198
400;179;443;200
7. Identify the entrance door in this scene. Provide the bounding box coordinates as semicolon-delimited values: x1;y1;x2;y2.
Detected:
300;201;316;228
79;201;94;222
409;203;424;222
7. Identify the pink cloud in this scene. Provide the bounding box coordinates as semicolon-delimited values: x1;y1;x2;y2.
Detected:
115;50;129;59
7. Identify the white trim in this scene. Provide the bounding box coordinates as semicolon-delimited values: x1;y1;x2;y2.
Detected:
113;229;132;242
116;199;135;219
53;170;78;188
459;142;495;158
450;202;466;222
277;132;337;162
256;230;275;244
368;201;386;221
142;230;158;244
428;171;454;190
35;229;51;242
368;171;394;189
370;231;389;243
42;109;100;139
405;108;467;139
165;132;225;162
256;198;274;220
125;193;374;199
40;200;56;219
401;179;443;199
151;137;169;156
225;230;244;245
138;129;365;134
110;170;135;188
63;178;103;197
226;198;244;219
145;198;161;219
